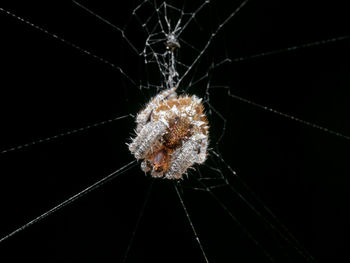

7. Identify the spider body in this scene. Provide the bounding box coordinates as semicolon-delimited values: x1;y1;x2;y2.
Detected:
129;88;209;179
165;32;181;52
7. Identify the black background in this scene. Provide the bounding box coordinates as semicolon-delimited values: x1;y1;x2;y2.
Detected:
0;0;349;262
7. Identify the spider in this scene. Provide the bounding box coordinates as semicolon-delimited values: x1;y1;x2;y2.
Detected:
164;32;181;52
128;88;209;179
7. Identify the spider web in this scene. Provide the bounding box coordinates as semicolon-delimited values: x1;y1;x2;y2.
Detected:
0;0;349;262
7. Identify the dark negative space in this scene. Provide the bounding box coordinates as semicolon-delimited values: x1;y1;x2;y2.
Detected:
0;0;349;262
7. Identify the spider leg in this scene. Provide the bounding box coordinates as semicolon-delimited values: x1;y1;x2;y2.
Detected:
196;136;208;164
136;88;177;127
129;120;167;159
166;138;200;179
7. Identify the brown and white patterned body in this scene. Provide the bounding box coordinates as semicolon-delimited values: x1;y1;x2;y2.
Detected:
128;88;209;179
